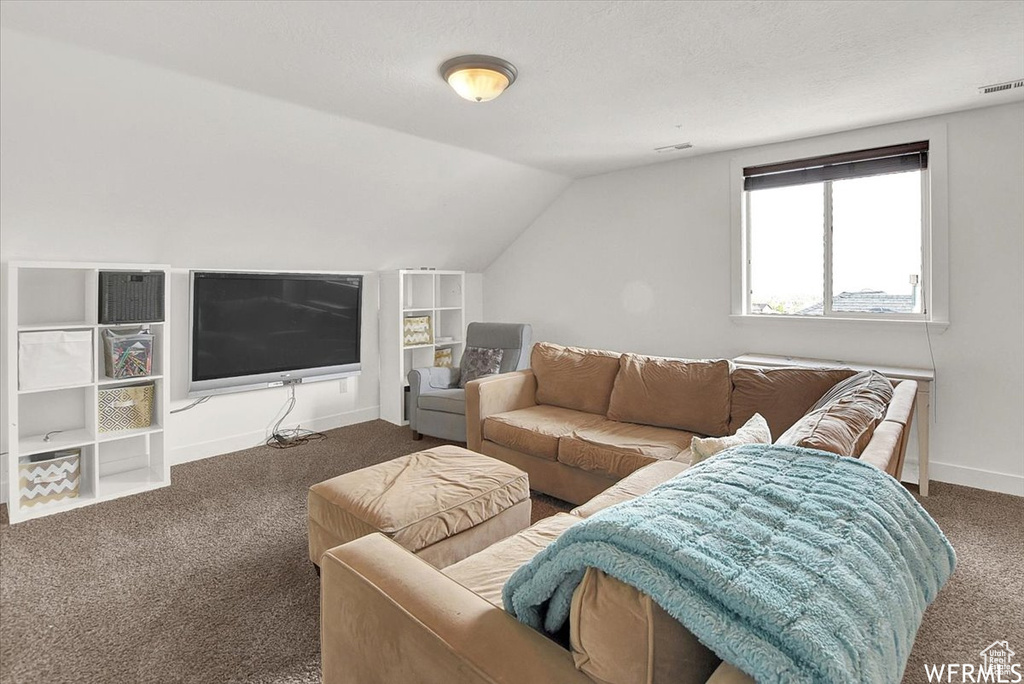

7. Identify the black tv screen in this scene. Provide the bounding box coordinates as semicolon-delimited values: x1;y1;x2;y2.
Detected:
189;271;362;395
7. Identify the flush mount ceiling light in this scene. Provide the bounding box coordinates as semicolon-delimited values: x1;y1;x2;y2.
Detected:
440;55;517;103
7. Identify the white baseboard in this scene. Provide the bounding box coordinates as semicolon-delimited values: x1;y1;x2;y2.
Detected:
890;459;1023;497
923;460;1024;497
168;405;380;466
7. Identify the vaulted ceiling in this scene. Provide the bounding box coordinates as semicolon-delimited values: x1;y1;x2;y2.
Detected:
2;0;1022;178
0;30;569;272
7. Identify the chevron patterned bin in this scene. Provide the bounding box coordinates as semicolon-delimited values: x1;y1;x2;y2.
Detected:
19;450;81;508
98;383;154;432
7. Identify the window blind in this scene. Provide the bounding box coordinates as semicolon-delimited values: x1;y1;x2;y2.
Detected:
743;141;929;191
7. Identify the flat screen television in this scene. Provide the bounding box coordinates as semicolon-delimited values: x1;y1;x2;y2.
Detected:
188;271;362;397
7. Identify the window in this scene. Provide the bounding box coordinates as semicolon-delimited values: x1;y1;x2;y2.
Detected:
743;142;929;319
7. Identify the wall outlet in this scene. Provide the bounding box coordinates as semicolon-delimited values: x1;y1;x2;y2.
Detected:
339;378;348;394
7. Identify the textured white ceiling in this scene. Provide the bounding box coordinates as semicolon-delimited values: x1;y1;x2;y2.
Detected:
2;0;1023;178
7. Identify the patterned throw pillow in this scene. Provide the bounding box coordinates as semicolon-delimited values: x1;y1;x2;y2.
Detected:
459;347;504;388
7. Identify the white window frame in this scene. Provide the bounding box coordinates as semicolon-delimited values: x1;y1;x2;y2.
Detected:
730;122;949;330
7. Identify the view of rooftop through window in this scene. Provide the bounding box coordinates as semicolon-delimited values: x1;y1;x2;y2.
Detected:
748;169;923;316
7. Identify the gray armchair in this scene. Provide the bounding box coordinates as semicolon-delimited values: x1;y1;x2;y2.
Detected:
408;322;532;442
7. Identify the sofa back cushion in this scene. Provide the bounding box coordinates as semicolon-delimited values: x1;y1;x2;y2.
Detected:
729;367;858;437
776;370;893;457
607;354;732;436
570;568;721;684
531;342;621;415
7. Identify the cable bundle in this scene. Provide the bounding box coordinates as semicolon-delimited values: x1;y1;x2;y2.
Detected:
265;386;327;449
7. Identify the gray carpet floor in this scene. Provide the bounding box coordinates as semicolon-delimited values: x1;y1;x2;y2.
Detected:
0;420;1020;683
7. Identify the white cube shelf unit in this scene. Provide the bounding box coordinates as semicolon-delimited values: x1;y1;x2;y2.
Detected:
379;270;465;425
3;261;171;523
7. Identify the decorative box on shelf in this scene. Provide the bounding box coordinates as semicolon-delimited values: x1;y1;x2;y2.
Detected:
98;383;155;432
434;348;453;368
19;449;81;508
403;315;433;346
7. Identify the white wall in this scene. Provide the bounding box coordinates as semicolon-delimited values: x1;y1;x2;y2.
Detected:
0;30;551;466
485;102;1024;496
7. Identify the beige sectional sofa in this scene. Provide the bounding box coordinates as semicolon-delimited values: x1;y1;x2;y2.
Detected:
467;342;916;504
321;450;914;684
321;460;723;684
319;343;919;683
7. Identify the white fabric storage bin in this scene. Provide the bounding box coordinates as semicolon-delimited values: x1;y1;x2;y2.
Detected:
18;330;93;390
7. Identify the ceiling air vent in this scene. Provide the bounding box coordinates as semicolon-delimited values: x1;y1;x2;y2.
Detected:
654;142;693;153
978;79;1024;95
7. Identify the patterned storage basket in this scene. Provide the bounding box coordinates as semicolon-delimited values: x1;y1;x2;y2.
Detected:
98;383;154;432
19;450;81;508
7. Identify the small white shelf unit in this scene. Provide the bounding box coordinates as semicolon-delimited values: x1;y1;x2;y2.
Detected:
3;261;172;523
379;270;466;425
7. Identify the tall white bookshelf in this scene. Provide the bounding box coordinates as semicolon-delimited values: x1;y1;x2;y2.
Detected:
3;261;171;523
379;270;465;425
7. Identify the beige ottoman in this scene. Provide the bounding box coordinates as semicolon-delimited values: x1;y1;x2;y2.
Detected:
308;445;532;569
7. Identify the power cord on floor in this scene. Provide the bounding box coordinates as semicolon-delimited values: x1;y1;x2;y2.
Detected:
265;384;326;449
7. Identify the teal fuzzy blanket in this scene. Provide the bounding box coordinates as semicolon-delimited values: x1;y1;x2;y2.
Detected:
502;444;955;683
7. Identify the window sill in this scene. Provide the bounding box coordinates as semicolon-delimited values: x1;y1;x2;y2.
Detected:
729;314;949;333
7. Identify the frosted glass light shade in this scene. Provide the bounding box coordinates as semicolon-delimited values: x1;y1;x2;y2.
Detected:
447;68;510;102
440;55;517;103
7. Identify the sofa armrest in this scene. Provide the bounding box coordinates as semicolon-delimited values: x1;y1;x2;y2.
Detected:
883;380;917;426
321;533;591;684
860;380;917;479
465;370;538;451
860;421;904;476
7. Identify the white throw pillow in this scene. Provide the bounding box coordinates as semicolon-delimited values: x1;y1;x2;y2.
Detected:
690;413;771;463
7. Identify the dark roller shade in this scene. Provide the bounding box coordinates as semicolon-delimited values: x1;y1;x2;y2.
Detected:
744;141;929;191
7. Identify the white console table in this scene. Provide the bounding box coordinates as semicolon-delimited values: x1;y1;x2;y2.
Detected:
733;354;935;496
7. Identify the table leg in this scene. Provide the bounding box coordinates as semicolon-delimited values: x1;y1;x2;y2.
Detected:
917;385;931;496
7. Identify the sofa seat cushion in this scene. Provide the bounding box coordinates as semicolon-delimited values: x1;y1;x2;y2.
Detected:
416;387;466;415
484;405;607;461
607;354;733;437
571;460;689;518
776;370;894;457
729;366;857;437
308;446;530;555
557;421;695;480
532;342;622;415
443;513;582;607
